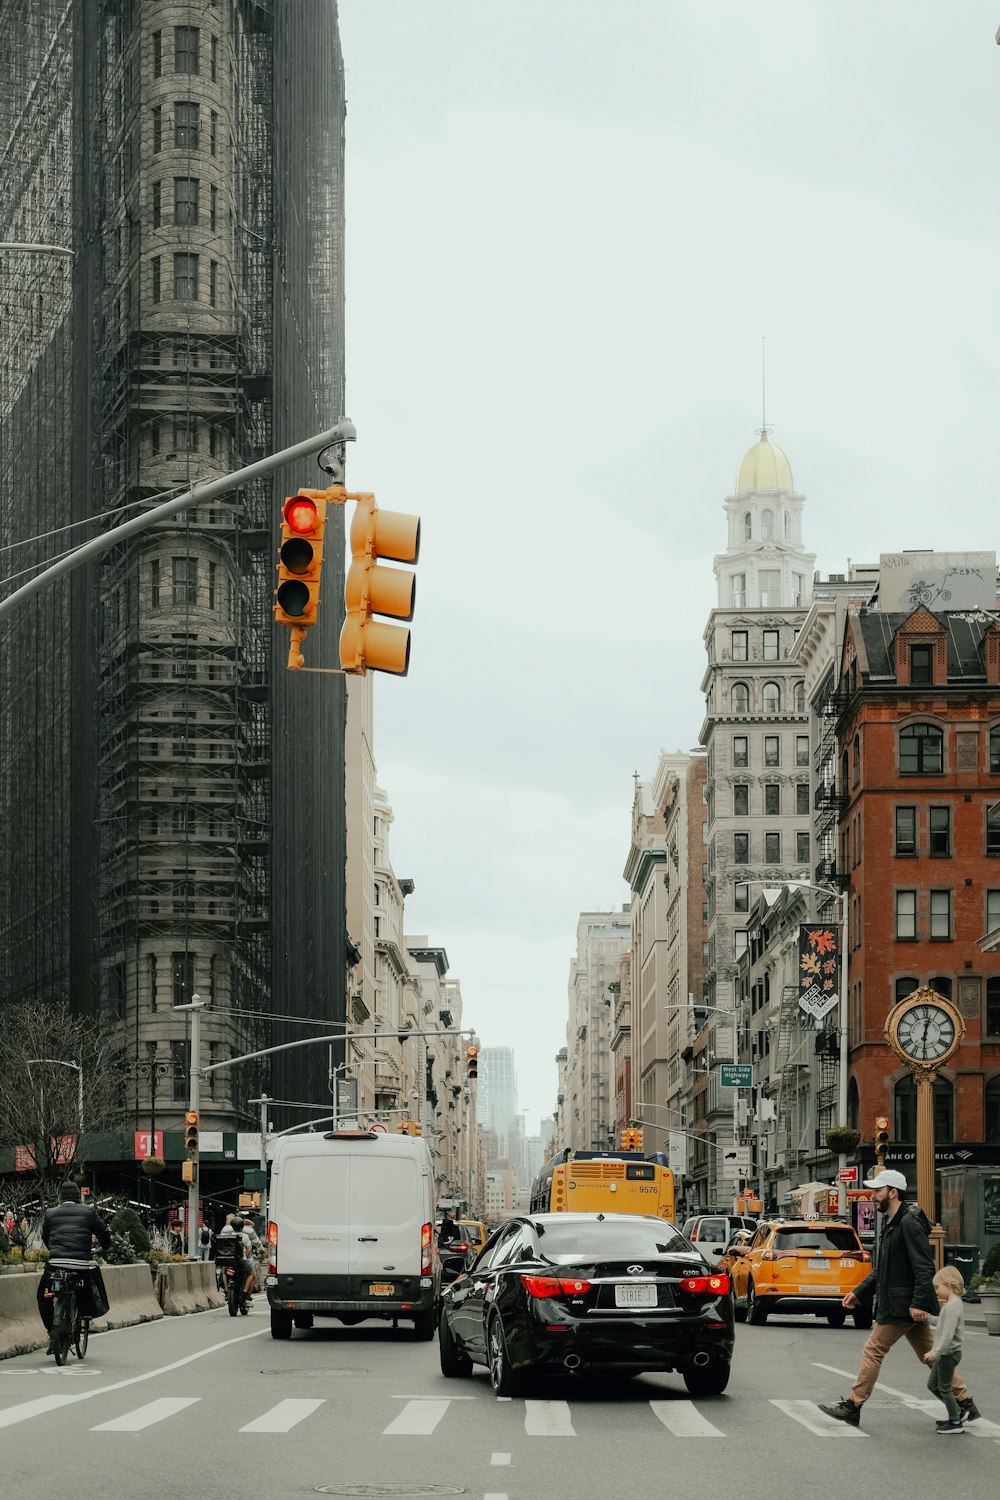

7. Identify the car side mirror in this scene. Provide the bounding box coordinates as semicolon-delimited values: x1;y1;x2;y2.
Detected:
442;1254;468;1275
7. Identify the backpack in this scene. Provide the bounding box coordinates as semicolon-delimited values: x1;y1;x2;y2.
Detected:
199;1226;211;1246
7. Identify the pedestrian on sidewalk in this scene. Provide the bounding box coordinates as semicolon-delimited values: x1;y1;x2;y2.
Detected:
818;1169;980;1429
925;1265;966;1436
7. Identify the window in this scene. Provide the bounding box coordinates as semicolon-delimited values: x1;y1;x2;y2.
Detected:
174;177;199;225
792;573;804;606
150;559;160;607
734;882;749;913
173;252;198;300
147;954;158;1012
743;512;752;541
173;416;195;452
175;25;200;74
987;889;1000;937
152;30;162;77
795;734;809;767
796;831;810;863
764;784;780;816
174;101;199;149
732;683;749;713
211;33;218;81
172;557;197;606
152;105;162;153
734;833;749;864
731;630;748;661
895;977;917;1003
759;569;780;605
795;783;809;815
762;682;780;713
991;726;1000;774
988;803;1000;856
172;950;194;1006
929;889;952;939
899;722;943;774
732;573;745;608
933;1079;954;1143
210;110;218;156
763;630;779;662
209;260;218;307
895;807;916;857
208;562;217;610
152;181;161;228
761;509;775;540
929;976;952;999
764;832;780;862
210;184;218;230
910;644;933;685
151;256;161;303
988;978;1000;1037
986;1075;1000;1137
733;736;748;768
929;806;951;857
895;890;917;939
171;1039;187;1100
852;732;861;786
764;735;779;767
734;785;749;816
793;681;806;712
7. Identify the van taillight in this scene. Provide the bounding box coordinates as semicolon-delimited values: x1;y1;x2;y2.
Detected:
268;1220;277;1275
421;1222;432;1276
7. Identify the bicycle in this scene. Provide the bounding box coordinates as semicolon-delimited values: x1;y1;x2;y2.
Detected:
47;1259;93;1366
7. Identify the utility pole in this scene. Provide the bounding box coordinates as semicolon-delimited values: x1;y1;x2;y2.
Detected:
175;994;205;1258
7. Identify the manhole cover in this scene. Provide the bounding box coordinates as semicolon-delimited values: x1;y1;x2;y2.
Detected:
315;1488;465;1497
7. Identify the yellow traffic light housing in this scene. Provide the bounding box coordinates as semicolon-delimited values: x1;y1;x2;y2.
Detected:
465;1045;479;1080
339;493;420;676
184;1110;199;1155
274;492;328;669
411;1121;422;1137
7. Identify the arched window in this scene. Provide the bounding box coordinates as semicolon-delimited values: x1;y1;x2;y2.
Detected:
732;682;750;713
743;511;752;541
991;725;1000;774
853;732;861;787
847;1077;860;1132
894;1075;953;1142
762;509;774;540
929;976;952;999
986;1077;1000;1143
793;681;805;712
762;681;780;713
899;722;943;774
895;977;918;1004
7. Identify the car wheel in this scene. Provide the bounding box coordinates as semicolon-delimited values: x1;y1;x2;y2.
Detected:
826;1309;847;1328
487;1314;523;1397
270;1309;293;1340
852;1308;873;1330
412;1309;436;1341
438;1309;472;1377
746;1280;768;1325
682;1361;731;1397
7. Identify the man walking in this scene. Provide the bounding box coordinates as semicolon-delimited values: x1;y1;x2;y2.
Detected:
819;1169;980;1428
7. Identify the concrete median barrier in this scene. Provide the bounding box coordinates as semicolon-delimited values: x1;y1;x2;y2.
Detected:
157;1259;225;1315
0;1262;169;1360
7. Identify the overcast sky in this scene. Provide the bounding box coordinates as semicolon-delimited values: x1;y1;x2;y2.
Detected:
337;1;1000;1129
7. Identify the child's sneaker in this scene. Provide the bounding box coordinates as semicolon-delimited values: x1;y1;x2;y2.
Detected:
936;1419;965;1435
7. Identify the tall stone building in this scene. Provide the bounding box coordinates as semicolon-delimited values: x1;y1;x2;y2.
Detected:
563;911;630;1151
0;1;348;1173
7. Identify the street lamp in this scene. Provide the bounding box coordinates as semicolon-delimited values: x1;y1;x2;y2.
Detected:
763;879;850;1215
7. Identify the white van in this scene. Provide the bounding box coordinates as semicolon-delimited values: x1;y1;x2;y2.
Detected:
265;1128;438;1340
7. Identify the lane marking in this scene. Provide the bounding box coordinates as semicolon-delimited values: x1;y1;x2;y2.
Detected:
524;1399;575;1436
383;1399;450;1436
92;1396;200;1432
490;1453;511;1466
0;1326;268;1429
649;1399;724;1436
241;1398;326;1433
772;1399;868;1436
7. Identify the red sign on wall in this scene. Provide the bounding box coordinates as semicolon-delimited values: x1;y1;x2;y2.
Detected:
134;1131;164;1160
838;1165;859;1183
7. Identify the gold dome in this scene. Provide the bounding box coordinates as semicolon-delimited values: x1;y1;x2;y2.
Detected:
736;436;793;494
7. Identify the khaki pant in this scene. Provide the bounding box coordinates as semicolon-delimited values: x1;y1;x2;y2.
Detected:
851;1320;969;1407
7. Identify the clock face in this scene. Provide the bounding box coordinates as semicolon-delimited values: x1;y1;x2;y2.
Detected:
896;1003;956;1062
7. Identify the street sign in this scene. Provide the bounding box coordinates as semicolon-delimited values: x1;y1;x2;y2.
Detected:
838;1165;859;1183
734;1145;751;1170
720;1142;740;1181
719;1064;753;1088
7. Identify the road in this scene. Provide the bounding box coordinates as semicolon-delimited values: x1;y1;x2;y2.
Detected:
1;1303;997;1497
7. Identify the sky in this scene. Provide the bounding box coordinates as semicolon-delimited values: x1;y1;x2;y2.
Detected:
337;1;1000;1129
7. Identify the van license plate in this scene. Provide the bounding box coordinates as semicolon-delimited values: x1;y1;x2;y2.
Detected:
808;1259;830;1270
615;1284;657;1307
368;1282;395;1296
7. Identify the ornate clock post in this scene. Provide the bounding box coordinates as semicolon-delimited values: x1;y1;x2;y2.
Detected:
883;986;965;1269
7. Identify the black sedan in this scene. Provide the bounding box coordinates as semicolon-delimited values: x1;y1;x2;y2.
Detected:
438;1211;734;1397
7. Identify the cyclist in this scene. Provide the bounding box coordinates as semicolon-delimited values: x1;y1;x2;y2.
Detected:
216;1213;257;1299
37;1183;111;1347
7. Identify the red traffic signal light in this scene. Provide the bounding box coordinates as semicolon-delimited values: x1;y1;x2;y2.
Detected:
339;493;420;676
275;492;328;668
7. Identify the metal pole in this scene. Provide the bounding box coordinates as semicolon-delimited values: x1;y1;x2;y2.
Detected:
176;995;205;1258
259;1095;269;1226
837;891;850;1217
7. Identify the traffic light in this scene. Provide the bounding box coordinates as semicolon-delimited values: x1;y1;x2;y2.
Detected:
339;492;420;676
181;1158;197;1185
274;492;328;669
396;1120;409;1134
621;1128;644;1150
465;1045;479;1080
184;1109;199;1155
874;1115;890;1161
411;1121;422;1137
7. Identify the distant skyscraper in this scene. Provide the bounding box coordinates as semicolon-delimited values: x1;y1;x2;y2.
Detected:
477;1046;518;1158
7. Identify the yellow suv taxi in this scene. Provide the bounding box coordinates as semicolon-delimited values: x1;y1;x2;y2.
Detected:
456;1220;488;1254
721;1218;872;1328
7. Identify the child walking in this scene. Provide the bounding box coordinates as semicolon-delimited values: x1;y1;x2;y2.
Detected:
924;1265;966;1435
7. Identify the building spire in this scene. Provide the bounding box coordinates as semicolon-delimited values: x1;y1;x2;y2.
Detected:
759;335;772;441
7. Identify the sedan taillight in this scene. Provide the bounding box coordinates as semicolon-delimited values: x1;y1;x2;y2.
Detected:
520;1274;592;1298
678;1273;730;1295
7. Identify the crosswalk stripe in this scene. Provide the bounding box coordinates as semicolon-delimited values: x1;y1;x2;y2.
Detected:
91;1397;200;1432
240;1399;325;1433
383;1399;450;1436
771;1400;868;1437
649;1400;724;1436
524;1400;574;1436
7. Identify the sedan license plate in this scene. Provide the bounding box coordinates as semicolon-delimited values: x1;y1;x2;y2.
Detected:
368;1281;395;1296
614;1283;657;1308
808;1258;830;1270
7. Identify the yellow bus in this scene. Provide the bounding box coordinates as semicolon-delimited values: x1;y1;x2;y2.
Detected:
529;1150;675;1223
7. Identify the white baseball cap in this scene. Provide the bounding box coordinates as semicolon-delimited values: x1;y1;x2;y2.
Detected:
862;1169;907;1190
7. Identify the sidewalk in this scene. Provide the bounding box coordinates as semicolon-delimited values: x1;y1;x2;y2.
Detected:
963;1299;988;1328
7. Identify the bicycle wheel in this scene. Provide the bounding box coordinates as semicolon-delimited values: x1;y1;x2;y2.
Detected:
74;1317;90;1360
52;1294;73;1366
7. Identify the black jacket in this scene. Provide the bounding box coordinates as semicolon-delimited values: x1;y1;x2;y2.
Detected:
40;1202;112;1262
854;1203;936;1322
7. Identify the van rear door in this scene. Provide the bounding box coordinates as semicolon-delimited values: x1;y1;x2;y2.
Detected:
277;1150;352;1279
348;1150;423;1276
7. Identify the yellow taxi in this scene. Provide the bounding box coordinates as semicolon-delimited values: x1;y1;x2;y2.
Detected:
720;1218;872;1328
456;1220;488;1254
